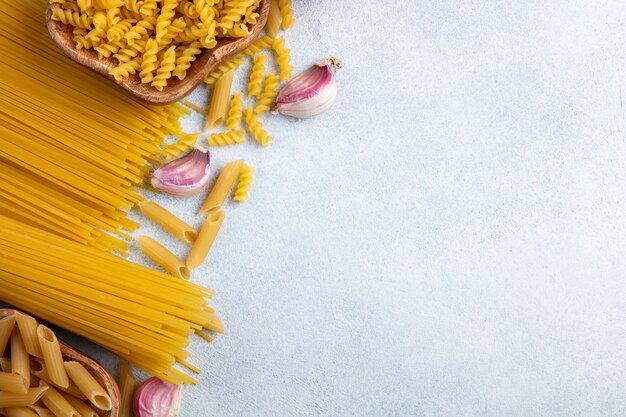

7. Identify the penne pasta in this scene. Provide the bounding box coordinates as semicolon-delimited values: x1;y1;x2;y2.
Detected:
0;371;28;394
138;236;191;280
0;387;48;408
39;382;80;417
10;329;30;388
118;362;136;417
27;407;55;417
186;211;225;270
0;357;11;372
29;358;86;400
0;316;16;356
63;362;112;411
136;200;197;244
36;325;69;389
4;408;39;417
198;160;244;214
205;70;235;130
60;393;98;417
266;0;283;38
14;312;42;358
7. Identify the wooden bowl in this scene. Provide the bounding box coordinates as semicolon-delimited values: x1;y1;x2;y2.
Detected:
0;309;120;417
45;0;269;104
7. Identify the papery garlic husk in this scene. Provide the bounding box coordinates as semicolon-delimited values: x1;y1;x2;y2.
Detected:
275;57;340;118
151;147;210;197
134;377;182;417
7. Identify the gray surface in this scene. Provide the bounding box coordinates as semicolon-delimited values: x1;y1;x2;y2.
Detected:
34;1;626;416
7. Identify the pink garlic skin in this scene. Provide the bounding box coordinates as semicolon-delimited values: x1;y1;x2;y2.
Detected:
275;59;338;118
151;148;211;197
134;377;182;417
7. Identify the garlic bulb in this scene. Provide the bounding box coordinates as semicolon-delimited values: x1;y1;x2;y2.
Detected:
134;377;182;417
151;147;211;197
275;57;340;118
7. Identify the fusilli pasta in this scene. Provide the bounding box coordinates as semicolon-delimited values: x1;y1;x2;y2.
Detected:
173;41;202;80
244;106;272;147
233;163;254;202
140;37;159;83
247;53;266;97
254;72;279;115
152;45;177;91
277;0;294;29
272;36;293;80
207;130;246;146
226;93;243;130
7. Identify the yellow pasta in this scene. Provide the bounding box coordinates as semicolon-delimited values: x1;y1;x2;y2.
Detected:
118;363;136;417
207;130;246;147
29;358;87;400
140;37;159;83
247;54;266;98
266;0;282;38
36;326;69;389
0;387;48;409
136;200;197;243
14;313;42;358
64;362;111;411
0;316;16;356
226;93;244;130
5;408;39;417
138;236;191;280
0;371;28;394
198;160;244;213
0;357;11;372
40;382;80;417
203;56;246;85
205;70;235;129
28;407;55;417
233;163;255;203
278;0;294;29
60;392;99;417
254;73;280;115
272;36;294;80
187;211;225;270
152;45;177;91
244;107;272;147
173;41;202;80
11;330;30;389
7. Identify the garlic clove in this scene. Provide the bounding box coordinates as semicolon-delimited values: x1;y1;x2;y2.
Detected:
134;377;182;417
275;57;340;118
151;147;211;197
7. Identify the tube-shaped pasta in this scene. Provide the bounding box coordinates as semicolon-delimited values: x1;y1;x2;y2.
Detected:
61;392;99;417
28;407;55;417
37;325;69;389
5;408;39;417
14;313;42;358
0;357;11;372
29;358;86;400
118;362;136;417
0;387;48;408
40;382;80;417
0;316;16;356
64;362;112;411
0;371;28;394
11;329;30;388
205;70;234;130
186;211;225;270
136;200;197;243
198;160;243;214
266;0;282;38
138;236;191;280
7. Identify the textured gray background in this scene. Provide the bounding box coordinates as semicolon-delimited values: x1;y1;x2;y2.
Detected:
21;0;626;416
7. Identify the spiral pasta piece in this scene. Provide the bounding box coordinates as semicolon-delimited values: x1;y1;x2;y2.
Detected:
113;39;146;63
107;18;135;42
226;93;243;130
177;0;199;18
217;0;253;30
217;22;251;38
254;72;279;115
140;37;158;83
139;0;158;17
278;0;294;29
172;41;202;80
156;0;177;44
233;163;255;202
272;36;293;80
125;0;143;13
247;53;266;98
72;28;94;50
101;0;125;8
241;35;272;56
207;130;246;146
194;0;217;45
76;0;92;12
51;7;93;29
62;2;82;13
109;59;142;80
152;45;177;91
244;4;260;24
158;17;186;48
244;107;272;147
94;40;124;58
124;19;154;44
203;56;245;85
106;7;121;27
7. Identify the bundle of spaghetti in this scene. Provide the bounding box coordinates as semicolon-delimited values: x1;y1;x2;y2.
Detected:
0;0;191;253
0;216;221;385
